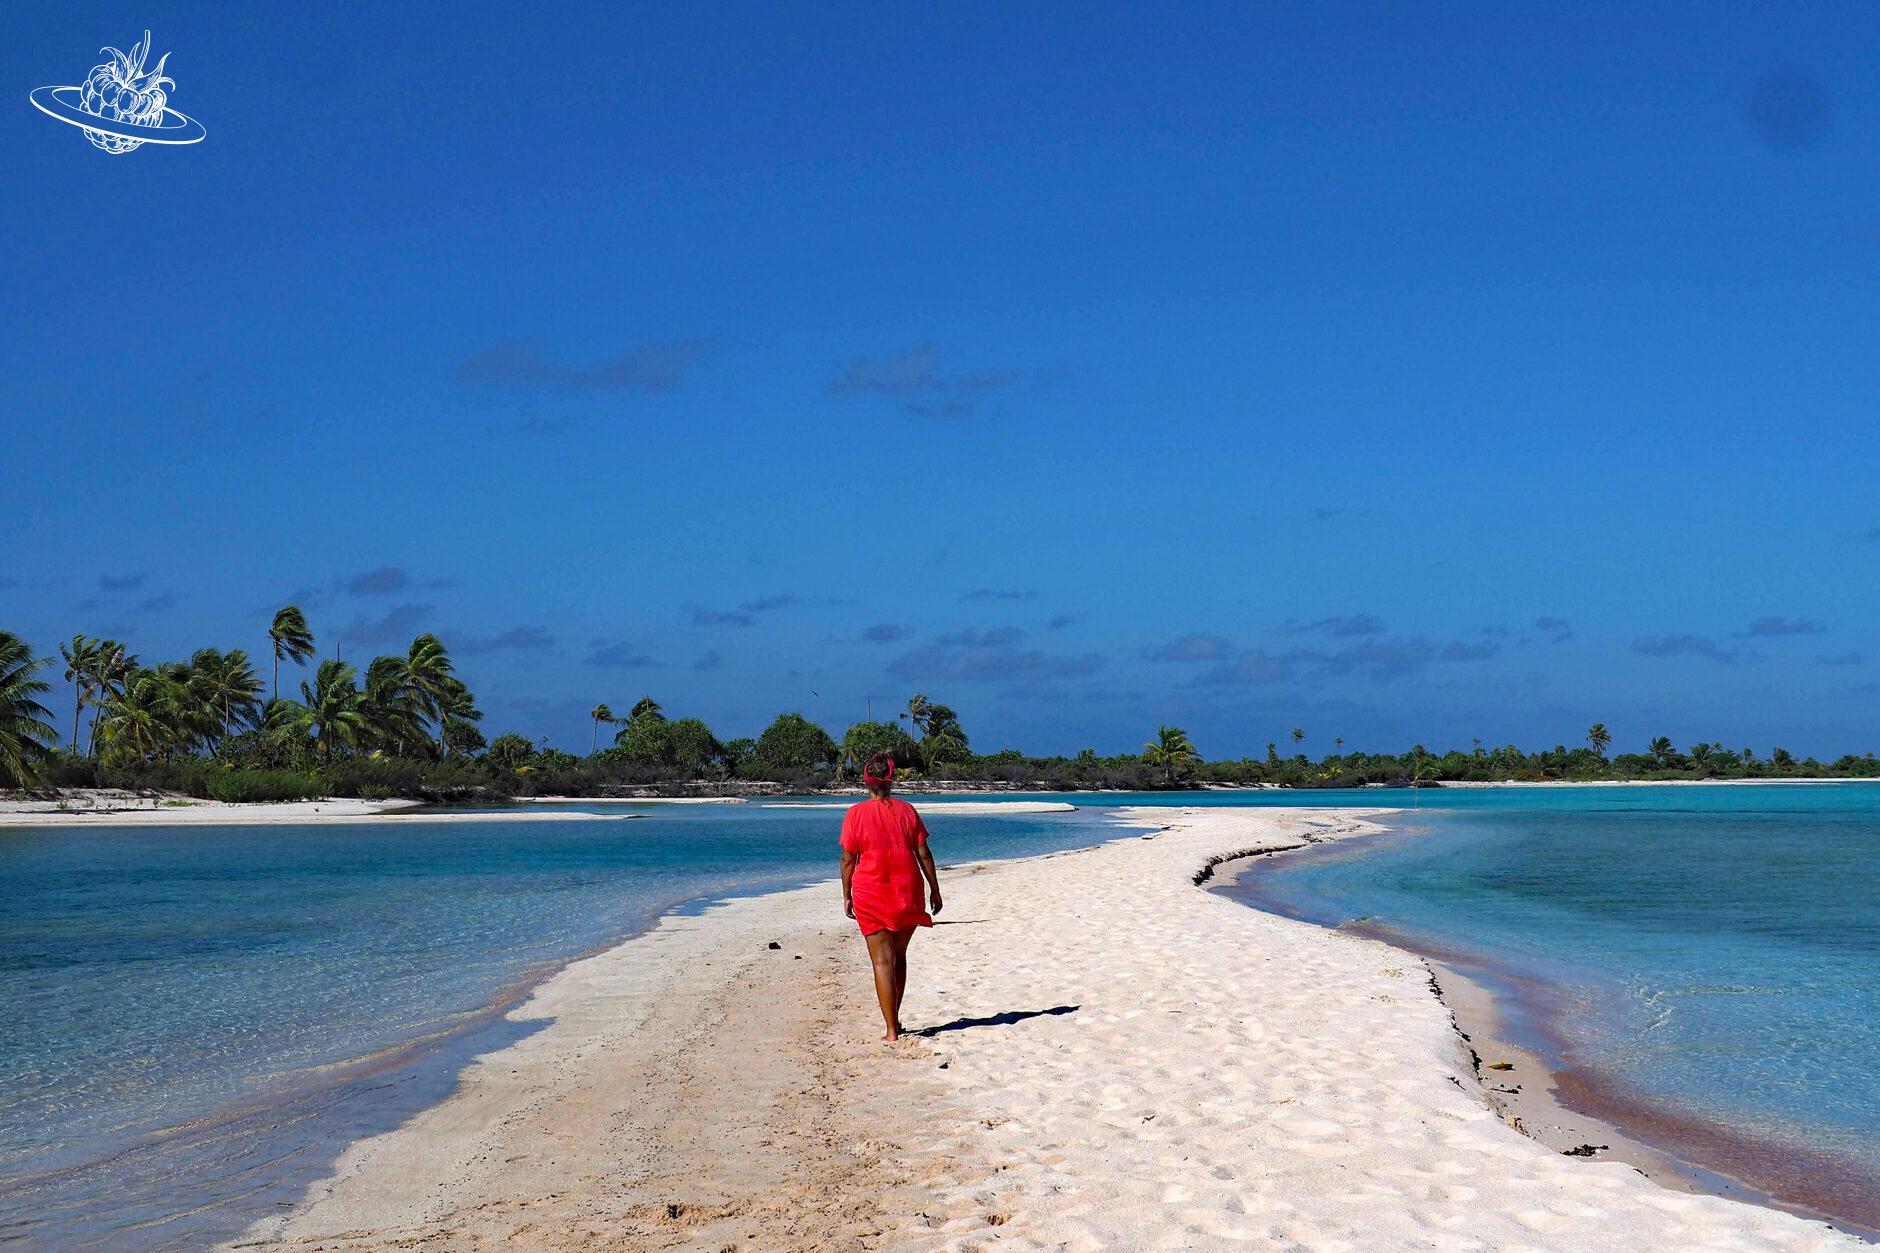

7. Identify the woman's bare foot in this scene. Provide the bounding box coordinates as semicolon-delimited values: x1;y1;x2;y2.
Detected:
882;1028;900;1042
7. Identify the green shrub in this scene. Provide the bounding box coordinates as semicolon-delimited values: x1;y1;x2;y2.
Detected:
203;770;323;803
40;754;100;789
320;756;511;802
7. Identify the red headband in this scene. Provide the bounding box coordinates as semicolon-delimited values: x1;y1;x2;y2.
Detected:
863;754;896;785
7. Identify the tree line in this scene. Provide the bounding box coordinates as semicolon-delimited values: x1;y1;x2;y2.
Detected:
2;623;1877;799
0;611;486;798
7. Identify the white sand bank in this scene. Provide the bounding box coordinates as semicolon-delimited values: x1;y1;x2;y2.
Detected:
0;797;640;827
515;795;749;805
1439;778;1873;788
241;806;1859;1251
0;796;419;826
766;800;1078;814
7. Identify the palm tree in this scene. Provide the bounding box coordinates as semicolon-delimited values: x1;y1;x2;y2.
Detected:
432;676;482;757
610;697;666;758
269;606;316;702
301;659;365;762
1142;725;1200;786
904;694;967;771
260;696;316;765
1334;736;1344;753
0;632;57;789
59;635;101;750
84;641;135;757
189;648;264;753
906;693;933;733
919;708;969;770
96;669;191;764
359;654;424;755
1649;736;1675;767
163;660;217;757
1587;723;1612;757
1290;727;1305;748
400;634;459;755
589;703;614;754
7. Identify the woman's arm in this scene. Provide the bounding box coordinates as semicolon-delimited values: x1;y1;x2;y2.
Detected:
916;843;943;916
840;847;858;918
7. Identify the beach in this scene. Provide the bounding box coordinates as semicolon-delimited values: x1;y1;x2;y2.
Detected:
0;793;1076;827
1434;778;1873;788
236;806;1861;1251
765;801;1079;814
0;795;641;826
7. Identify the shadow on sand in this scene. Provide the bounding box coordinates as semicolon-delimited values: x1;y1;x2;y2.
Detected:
917;1005;1080;1036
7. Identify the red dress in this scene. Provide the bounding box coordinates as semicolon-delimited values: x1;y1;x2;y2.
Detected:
841;797;933;935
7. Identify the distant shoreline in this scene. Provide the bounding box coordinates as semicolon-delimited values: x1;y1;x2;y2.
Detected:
7;776;1876;828
0;789;1089;827
1435;777;1874;788
0;793;639;827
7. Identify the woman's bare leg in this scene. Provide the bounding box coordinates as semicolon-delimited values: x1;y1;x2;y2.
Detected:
890;927;915;1029
865;930;901;1041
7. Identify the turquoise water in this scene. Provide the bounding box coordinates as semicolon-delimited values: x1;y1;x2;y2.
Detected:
1228;784;1880;1232
0;802;1131;1248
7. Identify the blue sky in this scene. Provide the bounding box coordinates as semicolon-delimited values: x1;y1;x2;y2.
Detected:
3;2;1877;757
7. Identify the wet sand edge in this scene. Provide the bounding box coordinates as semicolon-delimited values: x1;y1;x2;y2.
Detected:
1208;835;1880;1243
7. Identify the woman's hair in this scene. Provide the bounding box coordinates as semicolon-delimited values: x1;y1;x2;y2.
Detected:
862;752;896;790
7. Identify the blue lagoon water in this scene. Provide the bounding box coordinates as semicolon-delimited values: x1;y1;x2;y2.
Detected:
0;801;1131;1248
1226;784;1880;1233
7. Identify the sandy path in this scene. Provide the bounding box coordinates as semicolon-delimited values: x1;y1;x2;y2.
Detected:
235;887;975;1251
238;806;1861;1252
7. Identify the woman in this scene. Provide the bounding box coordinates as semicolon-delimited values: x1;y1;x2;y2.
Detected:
839;752;943;1041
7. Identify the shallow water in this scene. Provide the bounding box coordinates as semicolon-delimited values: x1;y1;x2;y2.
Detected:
0;802;1129;1248
1229;784;1880;1232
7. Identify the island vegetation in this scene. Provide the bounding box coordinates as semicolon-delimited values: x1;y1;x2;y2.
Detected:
2;620;1877;801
